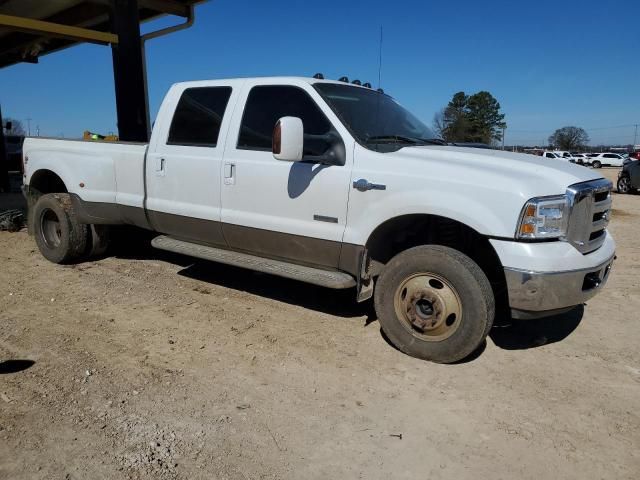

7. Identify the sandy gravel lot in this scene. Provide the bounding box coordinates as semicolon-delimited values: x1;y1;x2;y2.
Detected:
1;168;638;479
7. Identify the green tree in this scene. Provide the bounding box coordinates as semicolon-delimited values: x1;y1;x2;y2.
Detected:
548;126;590;151
441;92;470;142
438;91;506;144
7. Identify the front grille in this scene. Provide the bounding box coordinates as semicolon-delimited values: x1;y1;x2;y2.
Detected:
565;178;612;254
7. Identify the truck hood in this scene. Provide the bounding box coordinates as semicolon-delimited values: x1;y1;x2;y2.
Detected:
397;145;604;197
349;144;609;241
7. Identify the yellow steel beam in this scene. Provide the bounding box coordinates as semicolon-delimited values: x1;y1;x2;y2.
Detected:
0;13;118;45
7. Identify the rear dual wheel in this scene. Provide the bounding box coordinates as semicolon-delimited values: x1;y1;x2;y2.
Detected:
33;193;110;264
374;245;494;364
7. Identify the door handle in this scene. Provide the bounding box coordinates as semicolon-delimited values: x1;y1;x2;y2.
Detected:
224;163;235;185
353;178;386;192
156;157;166;177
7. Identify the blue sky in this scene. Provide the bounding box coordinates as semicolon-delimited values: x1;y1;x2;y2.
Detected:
1;0;638;145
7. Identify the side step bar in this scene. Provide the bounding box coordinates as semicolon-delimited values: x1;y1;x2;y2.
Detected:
151;235;356;289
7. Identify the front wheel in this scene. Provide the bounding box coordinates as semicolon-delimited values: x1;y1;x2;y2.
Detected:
374;245;495;363
592;160;602;169
617;175;634;194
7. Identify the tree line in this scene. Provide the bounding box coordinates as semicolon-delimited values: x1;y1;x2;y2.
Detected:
433;91;591;150
433;91;506;145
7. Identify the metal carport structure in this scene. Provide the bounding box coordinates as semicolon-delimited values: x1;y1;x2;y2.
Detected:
0;0;208;188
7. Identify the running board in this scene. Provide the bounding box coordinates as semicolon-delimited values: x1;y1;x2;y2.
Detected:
151;235;356;289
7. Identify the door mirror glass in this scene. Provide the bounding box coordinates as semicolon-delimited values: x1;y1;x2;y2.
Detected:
273;116;303;162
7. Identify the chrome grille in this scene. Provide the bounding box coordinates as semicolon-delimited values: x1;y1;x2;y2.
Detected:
566;178;612;254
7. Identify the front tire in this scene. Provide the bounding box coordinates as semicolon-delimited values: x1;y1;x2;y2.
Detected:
592;160;602;169
374;245;494;364
33;193;88;264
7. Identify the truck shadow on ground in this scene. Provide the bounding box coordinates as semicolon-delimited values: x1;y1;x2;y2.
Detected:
111;230;584;361
489;306;584;350
178;261;376;320
111;228;374;320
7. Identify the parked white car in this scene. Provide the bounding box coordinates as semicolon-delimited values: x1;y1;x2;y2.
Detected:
542;151;572;162
586;153;625;168
552;151;577;162
21;76;616;363
571;153;588;165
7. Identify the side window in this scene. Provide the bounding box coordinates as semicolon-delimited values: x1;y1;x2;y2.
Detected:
167;86;232;147
237;85;334;157
604;154;616;159
545;153;553;158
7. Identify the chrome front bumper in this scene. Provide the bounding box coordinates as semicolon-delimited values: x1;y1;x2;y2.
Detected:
505;254;615;319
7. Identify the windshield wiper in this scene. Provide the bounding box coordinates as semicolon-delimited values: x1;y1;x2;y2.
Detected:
365;135;446;146
418;138;447;145
365;135;422;144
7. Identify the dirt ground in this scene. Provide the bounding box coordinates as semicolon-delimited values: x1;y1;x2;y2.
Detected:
1;168;638;480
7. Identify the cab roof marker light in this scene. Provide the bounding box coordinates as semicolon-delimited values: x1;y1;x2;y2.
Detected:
352;79;361;85
377;88;384;93
338;76;349;83
313;73;324;79
363;82;372;88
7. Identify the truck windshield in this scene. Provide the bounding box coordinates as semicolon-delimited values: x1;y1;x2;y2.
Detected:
314;83;441;151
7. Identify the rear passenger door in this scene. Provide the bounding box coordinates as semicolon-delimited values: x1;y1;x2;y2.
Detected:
145;84;237;245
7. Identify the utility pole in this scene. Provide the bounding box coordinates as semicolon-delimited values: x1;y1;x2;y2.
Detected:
25;117;32;136
634;124;638;148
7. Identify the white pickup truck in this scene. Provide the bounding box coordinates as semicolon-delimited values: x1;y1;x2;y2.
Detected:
21;76;616;363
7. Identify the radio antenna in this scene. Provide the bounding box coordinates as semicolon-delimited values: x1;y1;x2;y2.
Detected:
373;25;384;152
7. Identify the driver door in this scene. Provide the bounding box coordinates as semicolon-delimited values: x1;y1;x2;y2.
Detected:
220;81;354;268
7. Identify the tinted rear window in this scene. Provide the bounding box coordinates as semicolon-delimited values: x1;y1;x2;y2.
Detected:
167;87;232;147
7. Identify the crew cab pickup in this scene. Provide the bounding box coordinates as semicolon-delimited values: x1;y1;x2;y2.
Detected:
22;76;616;363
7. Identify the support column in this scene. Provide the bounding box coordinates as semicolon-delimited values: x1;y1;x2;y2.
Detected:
110;0;150;142
0;105;9;192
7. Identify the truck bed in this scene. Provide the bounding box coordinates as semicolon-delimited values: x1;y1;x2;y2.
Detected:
23;137;148;210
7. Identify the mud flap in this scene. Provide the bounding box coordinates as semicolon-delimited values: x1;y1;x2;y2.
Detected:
21;185;37;235
356;248;374;303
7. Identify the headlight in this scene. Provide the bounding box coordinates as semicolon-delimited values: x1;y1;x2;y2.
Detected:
516;195;569;239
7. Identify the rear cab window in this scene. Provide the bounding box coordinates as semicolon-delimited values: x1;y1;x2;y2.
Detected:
167;86;232;147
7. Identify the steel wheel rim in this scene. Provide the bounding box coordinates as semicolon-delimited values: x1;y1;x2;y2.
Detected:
618;177;630;193
393;273;463;342
40;208;62;249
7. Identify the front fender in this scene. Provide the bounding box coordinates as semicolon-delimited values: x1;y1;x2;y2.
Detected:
343;187;513;246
